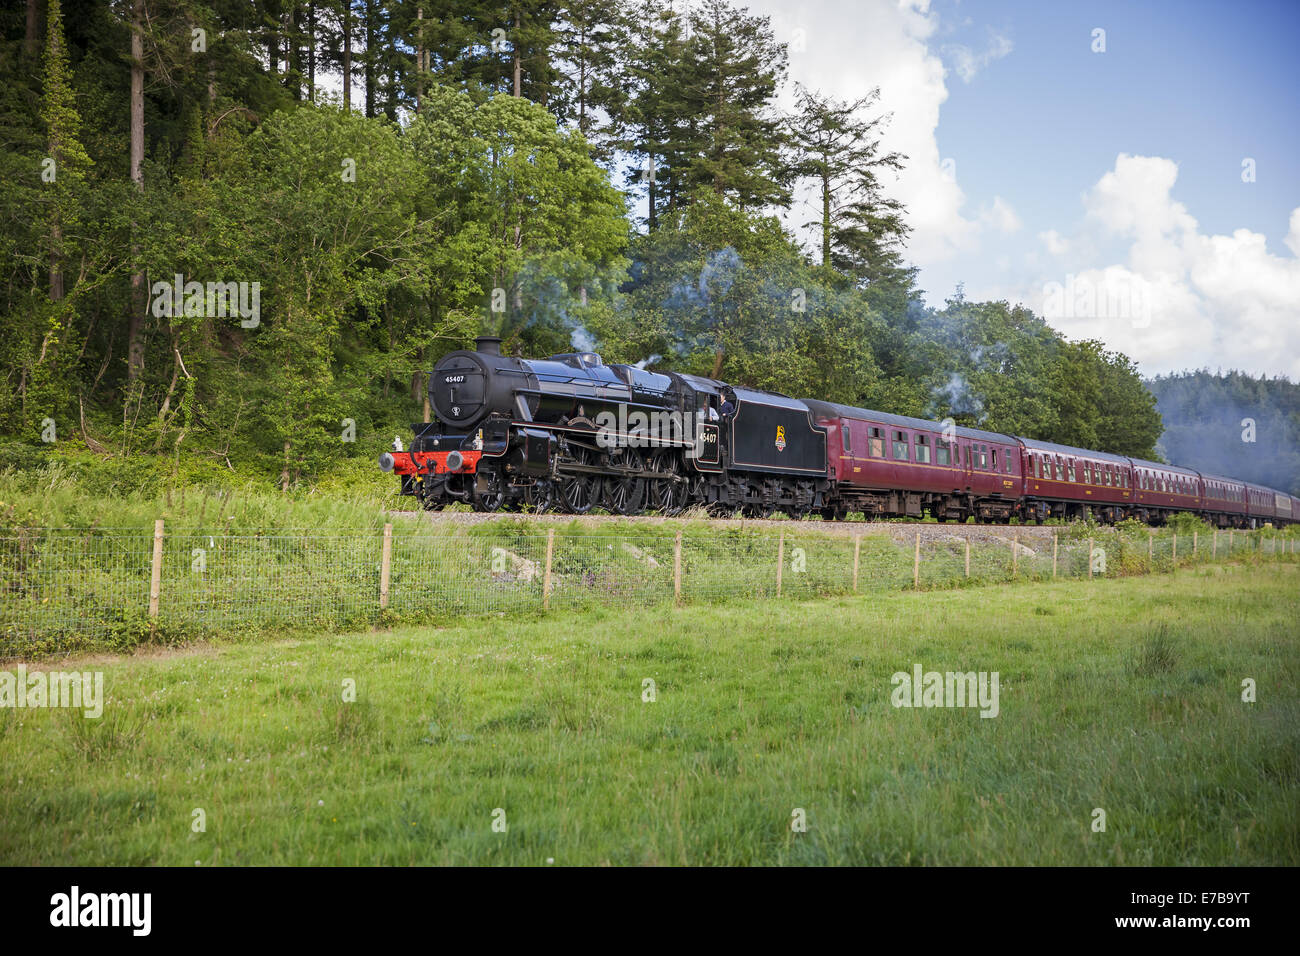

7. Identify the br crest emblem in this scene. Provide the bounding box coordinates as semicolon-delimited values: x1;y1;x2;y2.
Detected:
775;425;787;452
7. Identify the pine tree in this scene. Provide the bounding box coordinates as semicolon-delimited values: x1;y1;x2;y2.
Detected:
678;0;789;211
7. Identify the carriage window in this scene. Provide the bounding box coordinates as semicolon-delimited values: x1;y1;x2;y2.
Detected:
915;434;931;463
977;445;988;469
1005;451;1012;474
1054;458;1064;481
1104;466;1112;486
893;431;909;460
990;448;998;471
868;427;884;458
1067;461;1076;482
842;426;851;454
936;441;951;466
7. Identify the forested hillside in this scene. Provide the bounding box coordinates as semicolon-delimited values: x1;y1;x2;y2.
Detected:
0;1;1220;493
1147;371;1300;496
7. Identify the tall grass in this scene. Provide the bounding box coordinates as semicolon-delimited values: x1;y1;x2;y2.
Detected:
1;565;1296;865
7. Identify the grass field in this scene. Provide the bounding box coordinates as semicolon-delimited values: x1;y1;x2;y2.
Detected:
1;563;1297;866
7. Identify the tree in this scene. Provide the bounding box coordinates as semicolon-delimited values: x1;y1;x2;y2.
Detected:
1050;339;1161;458
677;0;789;211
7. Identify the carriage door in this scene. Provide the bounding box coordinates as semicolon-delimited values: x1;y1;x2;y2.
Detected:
693;392;721;469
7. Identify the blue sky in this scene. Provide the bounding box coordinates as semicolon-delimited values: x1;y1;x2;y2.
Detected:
751;0;1300;378
937;0;1300;267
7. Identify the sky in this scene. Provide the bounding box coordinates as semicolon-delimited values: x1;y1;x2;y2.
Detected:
745;0;1300;380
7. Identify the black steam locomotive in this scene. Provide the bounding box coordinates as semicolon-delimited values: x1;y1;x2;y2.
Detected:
381;337;1299;527
378;336;832;516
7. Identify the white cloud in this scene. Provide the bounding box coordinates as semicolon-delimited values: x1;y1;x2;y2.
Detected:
943;31;1014;83
1040;230;1070;255
758;0;986;266
1008;154;1300;378
980;196;1021;234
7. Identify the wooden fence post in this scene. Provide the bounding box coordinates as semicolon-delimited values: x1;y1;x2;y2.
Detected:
1213;530;1217;558
912;532;920;589
776;530;785;598
1088;537;1094;579
148;518;164;619
1172;533;1177;563
1193;531;1197;557
674;531;682;606
1012;531;1018;577
1229;529;1234;553
1051;534;1058;580
379;522;393;609
965;537;971;579
543;529;555;611
1148;532;1154;565
852;534;861;593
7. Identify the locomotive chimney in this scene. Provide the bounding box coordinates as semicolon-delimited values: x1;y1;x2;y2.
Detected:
475;336;502;356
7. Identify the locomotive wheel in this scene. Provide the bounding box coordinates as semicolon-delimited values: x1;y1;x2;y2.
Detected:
603;447;647;515
527;480;557;514
559;446;602;514
646;450;687;515
471;470;507;512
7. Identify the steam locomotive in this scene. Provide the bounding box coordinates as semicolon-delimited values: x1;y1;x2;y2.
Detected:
379;337;1299;528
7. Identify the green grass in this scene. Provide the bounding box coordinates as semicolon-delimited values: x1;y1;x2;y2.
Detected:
2;563;1297;865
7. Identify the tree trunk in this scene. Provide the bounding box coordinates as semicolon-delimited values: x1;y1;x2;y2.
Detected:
364;0;375;118
307;3;317;102
647;146;657;231
415;7;423;114
822;171;832;267
512;8;521;96
342;1;352;111
25;0;39;58
287;6;301;99
49;221;63;301
127;0;146;382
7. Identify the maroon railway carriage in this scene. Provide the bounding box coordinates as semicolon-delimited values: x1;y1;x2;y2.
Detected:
1129;456;1201;523
1245;483;1279;527
1017;437;1134;523
1199;472;1248;528
804;401;1021;521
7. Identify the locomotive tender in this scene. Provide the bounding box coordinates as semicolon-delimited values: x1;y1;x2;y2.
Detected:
380;337;1299;528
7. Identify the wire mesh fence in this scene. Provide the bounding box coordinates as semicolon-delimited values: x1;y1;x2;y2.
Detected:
2;522;1295;653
